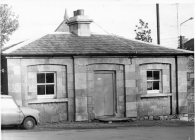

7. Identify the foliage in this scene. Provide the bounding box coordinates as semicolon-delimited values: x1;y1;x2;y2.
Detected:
134;19;152;43
0;4;19;47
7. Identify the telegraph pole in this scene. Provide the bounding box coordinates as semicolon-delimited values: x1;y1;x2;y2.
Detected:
156;4;160;45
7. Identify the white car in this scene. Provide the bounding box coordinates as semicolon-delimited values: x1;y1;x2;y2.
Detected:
1;95;40;129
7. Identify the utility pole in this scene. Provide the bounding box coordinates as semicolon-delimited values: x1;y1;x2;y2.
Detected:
156;4;160;45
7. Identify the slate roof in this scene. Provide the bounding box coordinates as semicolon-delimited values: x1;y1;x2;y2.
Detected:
2;33;193;56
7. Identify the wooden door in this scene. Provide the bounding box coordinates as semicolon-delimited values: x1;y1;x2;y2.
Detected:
94;71;115;117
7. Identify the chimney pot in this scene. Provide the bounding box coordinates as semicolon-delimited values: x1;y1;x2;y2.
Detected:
74;11;77;16
77;9;84;15
67;9;93;36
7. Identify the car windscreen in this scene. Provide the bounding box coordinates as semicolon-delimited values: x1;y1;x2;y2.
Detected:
1;98;19;109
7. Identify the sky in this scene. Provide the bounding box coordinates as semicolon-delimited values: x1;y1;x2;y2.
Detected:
1;0;194;49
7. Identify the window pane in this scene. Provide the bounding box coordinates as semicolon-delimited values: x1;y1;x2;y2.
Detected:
46;85;54;95
153;71;160;80
37;73;45;83
153;81;159;90
46;73;54;83
147;71;153;80
37;85;45;95
147;81;153;90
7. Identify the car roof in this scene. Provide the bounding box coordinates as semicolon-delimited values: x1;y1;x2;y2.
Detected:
1;95;13;99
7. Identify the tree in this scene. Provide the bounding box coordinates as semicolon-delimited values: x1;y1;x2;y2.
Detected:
134;19;152;43
0;4;19;94
0;4;19;47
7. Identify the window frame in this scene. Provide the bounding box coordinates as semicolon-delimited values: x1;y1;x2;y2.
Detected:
37;72;56;99
146;70;162;94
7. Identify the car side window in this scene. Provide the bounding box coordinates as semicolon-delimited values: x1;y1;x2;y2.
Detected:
1;98;19;109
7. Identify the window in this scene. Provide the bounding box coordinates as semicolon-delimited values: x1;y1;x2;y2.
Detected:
147;70;161;93
37;72;55;98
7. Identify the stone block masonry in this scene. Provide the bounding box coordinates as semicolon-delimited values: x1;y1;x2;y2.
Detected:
6;58;74;123
5;56;191;123
29;102;68;123
133;57;176;118
187;72;194;121
74;57;129;121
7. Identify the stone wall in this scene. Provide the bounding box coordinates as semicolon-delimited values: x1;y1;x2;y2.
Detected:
73;57;188;120
177;57;188;114
6;58;74;123
187;72;194;121
133;57;176;117
5;56;190;122
137;97;171;116
187;56;194;121
7;59;22;105
74;58;130;121
29;102;68;123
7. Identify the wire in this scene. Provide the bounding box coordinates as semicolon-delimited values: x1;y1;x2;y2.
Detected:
159;37;179;40
160;40;179;43
92;21;137;54
162;43;179;45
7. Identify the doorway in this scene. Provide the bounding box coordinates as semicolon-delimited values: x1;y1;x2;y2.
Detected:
94;71;116;117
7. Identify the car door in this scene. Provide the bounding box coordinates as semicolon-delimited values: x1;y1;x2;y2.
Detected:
1;98;24;125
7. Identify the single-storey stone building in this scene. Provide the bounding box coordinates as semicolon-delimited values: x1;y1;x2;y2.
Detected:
1;9;194;123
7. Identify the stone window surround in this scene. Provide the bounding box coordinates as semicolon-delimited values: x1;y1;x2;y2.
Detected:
139;62;172;96
140;93;172;98
27;64;67;101
28;98;68;104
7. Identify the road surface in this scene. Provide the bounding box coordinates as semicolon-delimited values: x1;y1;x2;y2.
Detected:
1;126;194;140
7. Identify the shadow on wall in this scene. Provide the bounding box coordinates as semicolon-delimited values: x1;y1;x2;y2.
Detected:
1;56;8;95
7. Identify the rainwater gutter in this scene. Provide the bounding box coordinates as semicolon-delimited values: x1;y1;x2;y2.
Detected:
175;56;179;114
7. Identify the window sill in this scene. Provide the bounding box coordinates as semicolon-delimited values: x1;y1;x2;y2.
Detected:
28;98;68;104
140;93;172;98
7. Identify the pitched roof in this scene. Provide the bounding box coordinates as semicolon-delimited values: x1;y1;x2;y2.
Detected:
1;41;25;51
55;9;69;32
2;32;193;56
55;20;69;32
184;38;194;51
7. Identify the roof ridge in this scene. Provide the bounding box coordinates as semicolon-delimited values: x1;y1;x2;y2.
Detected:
49;32;71;34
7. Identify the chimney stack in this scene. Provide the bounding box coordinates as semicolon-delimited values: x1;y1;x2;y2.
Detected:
67;9;93;36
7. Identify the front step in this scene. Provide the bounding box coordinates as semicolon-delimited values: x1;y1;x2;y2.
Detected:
95;116;132;122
